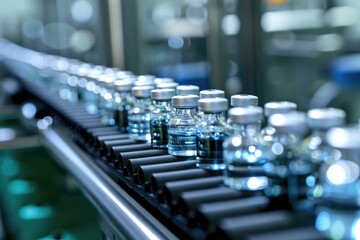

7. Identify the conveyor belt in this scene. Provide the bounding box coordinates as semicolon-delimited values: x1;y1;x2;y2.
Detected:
10;73;324;239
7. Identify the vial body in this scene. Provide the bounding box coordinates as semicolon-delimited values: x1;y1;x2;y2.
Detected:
113;92;133;132
168;109;198;156
196;115;228;170
150;100;174;148
223;124;272;190
128;98;153;142
100;89;116;125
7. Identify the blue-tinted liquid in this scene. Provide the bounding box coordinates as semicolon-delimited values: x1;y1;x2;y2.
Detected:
224;146;270;191
114;109;129;132
150;119;169;148
196;133;227;170
168;128;197;156
128;113;151;142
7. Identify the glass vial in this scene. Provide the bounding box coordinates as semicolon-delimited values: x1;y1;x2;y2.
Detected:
261;101;297;143
168;95;199;156
223;107;272;191
128;86;154;142
99;74;117;125
306;108;345;199
196;98;228;170
113;78;136;132
82;66;104;114
150;89;176;148
176;85;200;96
264;112;314;210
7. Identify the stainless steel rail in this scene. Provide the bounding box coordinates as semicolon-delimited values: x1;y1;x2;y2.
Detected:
40;126;177;240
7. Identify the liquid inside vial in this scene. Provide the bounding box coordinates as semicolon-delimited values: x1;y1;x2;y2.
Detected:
196;133;227;170
168;127;197;156
151;118;169;148
114;109;129;132
128;112;151;142
224;145;271;191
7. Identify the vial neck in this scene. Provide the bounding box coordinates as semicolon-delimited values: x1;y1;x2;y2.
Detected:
232;122;261;139
134;97;152;106
309;128;327;139
153;100;172;109
202;112;225;122
175;108;197;117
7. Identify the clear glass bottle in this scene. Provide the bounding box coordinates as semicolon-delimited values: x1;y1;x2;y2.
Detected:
98;74;116;123
315;126;360;240
261;101;297;143
168;95;199;156
128;86;154;141
306;108;345;200
196;98;228;170
223;107;272;191
264;112;314;211
150;89;176;148
176;85;200;96
82;66;104;114
113;78;136;132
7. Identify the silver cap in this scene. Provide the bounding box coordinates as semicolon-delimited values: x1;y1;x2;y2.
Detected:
172;95;199;108
151;89;175;100
307;108;346;129
116;71;134;79
231;94;258;107
156;82;179;89
268;111;307;134
114;80;134;92
134;75;156;87
198;98;228;113
131;86;154;98
137;75;156;81
264;101;297;117
154;78;174;85
176;85;200;95
200;89;225;99
228;106;263;124
326;126;360;150
98;74;116;86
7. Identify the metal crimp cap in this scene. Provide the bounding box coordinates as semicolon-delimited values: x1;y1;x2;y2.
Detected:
307;108;346;129
156;82;179;89
154;78;174;85
176;85;200;95
268;111;307;134
326;126;360;150
114;79;134;92
200;89;225;99
264;101;297;117
198;98;228;112
172;95;199;108
151;89;175;100
231;94;258;107
131;86;154;98
228;106;263;124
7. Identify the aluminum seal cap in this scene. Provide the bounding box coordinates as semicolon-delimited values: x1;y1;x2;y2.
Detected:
326;126;360;150
151;89;175;100
228;106;263;124
154;78;174;85
172;95;199;108
200;89;225;99
156;82;179;89
198;98;228;112
264;101;297;117
176;85;200;95
98;74;116;86
131;86;154;98
307;108;346;129
268;111;307;134
231;94;258;107
114;80;134;92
